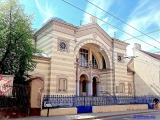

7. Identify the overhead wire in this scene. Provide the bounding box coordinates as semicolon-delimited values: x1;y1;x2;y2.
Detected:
123;29;160;41
24;0;160;59
34;30;160;71
23;4;160;41
134;57;160;68
85;0;160;44
23;3;160;52
61;0;160;52
35;29;160;69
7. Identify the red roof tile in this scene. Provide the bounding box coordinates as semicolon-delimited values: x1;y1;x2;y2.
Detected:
140;50;160;60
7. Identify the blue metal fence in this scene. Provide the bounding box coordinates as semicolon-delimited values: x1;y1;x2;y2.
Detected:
42;95;160;109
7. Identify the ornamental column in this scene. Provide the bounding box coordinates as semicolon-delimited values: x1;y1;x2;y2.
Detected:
76;58;80;96
89;61;93;96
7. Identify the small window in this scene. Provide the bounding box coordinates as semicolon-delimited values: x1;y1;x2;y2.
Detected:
58;78;67;92
119;83;125;93
128;84;132;93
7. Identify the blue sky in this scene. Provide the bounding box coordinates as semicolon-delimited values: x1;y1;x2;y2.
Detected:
20;0;160;56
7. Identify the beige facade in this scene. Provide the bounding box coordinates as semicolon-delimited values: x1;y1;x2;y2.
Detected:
32;16;133;97
128;43;160;96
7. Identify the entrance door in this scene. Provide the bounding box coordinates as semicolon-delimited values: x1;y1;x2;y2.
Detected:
93;77;97;96
80;75;87;96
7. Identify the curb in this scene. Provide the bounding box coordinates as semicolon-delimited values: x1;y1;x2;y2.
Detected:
73;110;159;120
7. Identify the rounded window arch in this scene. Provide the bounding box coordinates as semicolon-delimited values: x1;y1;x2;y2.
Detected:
92;55;98;69
74;38;111;69
92;52;100;69
102;55;106;69
79;48;89;67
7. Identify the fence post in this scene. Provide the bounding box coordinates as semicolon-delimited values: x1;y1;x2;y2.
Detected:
47;107;49;117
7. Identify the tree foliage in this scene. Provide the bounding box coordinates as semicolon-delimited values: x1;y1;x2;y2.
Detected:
0;0;39;84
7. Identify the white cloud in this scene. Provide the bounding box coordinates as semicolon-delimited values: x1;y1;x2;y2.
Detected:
35;0;56;25
83;0;117;37
120;0;160;55
83;0;114;25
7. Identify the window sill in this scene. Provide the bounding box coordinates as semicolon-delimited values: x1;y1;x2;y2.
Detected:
119;92;125;93
79;66;89;68
57;90;67;93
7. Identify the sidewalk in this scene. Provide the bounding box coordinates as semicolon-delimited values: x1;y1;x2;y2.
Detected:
6;109;160;120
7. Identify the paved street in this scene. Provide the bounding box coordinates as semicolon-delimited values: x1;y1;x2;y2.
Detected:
102;112;160;120
3;109;159;120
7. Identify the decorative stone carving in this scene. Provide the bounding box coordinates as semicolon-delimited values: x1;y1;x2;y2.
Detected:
92;33;97;39
90;16;97;24
57;39;69;52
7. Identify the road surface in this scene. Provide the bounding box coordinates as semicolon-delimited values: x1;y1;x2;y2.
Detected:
102;111;159;120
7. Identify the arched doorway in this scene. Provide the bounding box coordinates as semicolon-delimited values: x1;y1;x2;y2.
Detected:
82;80;87;93
80;75;88;96
93;77;97;96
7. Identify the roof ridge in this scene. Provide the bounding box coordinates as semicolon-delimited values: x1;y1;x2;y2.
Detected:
140;50;160;60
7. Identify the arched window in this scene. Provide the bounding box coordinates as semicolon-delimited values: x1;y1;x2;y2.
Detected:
79;48;88;67
92;55;98;68
102;56;106;69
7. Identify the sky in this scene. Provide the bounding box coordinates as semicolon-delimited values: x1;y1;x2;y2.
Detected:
20;0;160;56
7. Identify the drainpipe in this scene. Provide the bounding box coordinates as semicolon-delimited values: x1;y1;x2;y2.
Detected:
133;72;136;98
112;38;115;95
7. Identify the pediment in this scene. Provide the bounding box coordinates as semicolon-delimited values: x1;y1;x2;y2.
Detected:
75;23;129;48
75;23;112;47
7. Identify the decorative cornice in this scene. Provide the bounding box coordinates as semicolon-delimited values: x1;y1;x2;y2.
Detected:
34;20;54;36
76;24;129;50
33;55;51;61
114;38;129;46
27;77;44;82
53;20;77;30
76;24;112;47
34;19;78;37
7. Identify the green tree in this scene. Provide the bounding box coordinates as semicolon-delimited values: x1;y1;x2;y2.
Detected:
0;0;39;84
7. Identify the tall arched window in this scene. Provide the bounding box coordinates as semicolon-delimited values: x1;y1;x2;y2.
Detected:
79;48;88;67
102;56;106;69
92;55;98;68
